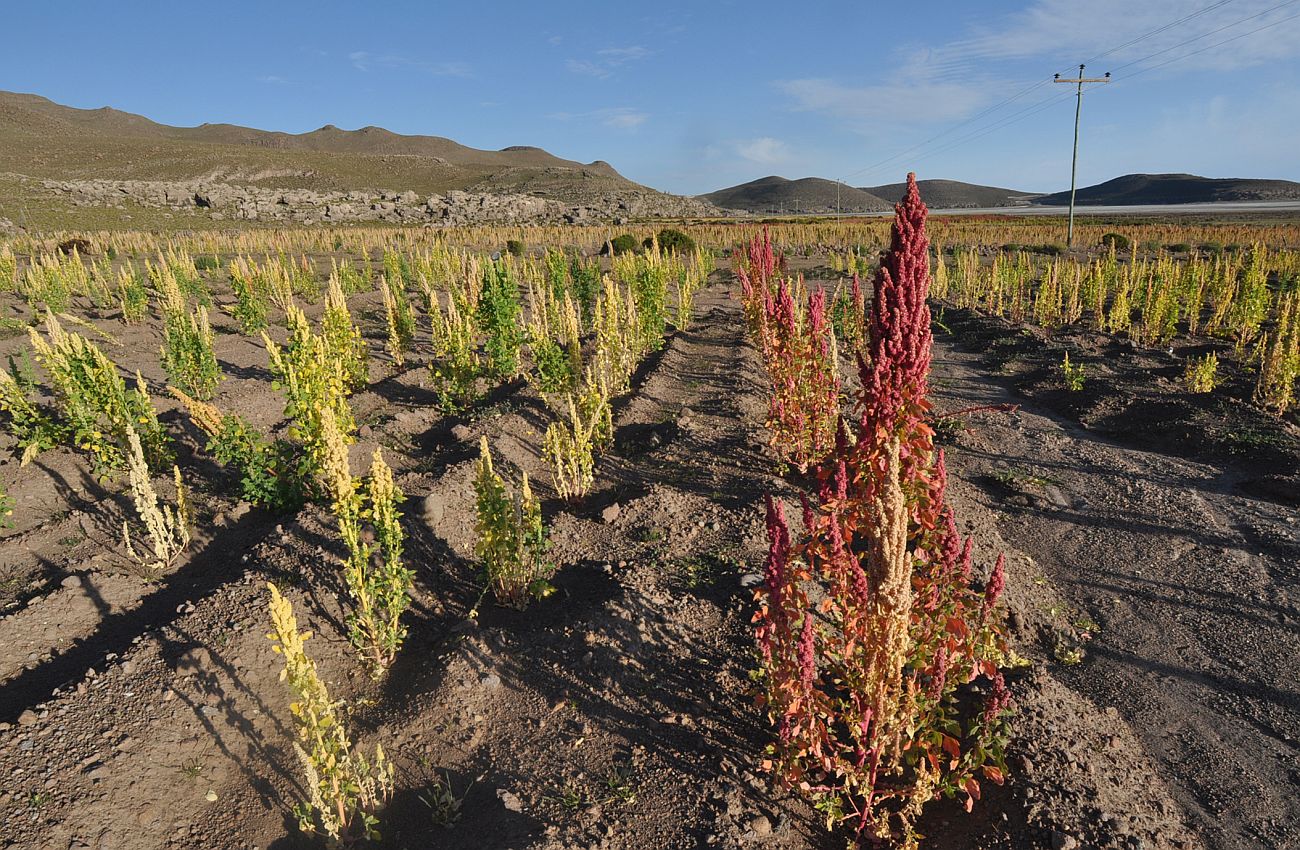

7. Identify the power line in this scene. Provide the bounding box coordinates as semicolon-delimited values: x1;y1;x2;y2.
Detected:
832;0;1289;192
1079;0;1240;65
1108;0;1300;74
852;1;1300;183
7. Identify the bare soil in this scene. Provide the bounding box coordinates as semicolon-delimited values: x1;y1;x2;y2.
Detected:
0;258;1294;850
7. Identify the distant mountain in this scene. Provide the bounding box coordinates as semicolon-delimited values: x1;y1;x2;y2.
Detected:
0;90;679;205
699;176;891;214
1032;173;1300;206
861;179;1035;209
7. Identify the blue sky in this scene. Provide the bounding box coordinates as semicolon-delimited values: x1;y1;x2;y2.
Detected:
3;0;1298;195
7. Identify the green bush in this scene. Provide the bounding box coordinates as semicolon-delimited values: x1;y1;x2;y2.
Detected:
194;255;221;271
1100;233;1131;251
505;239;526;257
647;228;696;254
601;234;639;256
1165;243;1191;254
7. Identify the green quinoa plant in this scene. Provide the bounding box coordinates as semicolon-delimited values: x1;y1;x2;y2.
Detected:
116;264;150;324
323;274;369;391
264;304;355;485
158;275;223;403
0;357;61;465
266;582;394;842
429;291;481;412
170;388;308;512
543;394;597;501
29;313;170;474
479;258;521;378
1183;352;1219;394
320;408;413;675
228;257;270;334
120;425;192;574
1060;352;1086;391
473;436;554;608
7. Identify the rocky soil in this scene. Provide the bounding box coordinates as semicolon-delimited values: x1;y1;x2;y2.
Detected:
0;254;1293;849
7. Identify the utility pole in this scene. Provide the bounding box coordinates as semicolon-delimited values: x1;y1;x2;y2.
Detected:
1054;64;1110;248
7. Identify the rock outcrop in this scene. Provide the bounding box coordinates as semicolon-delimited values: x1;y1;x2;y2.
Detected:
41;179;720;225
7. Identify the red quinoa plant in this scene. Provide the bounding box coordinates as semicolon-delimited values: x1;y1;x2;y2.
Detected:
739;231;841;470
754;175;1011;847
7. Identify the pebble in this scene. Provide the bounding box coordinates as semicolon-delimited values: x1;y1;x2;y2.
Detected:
1050;831;1079;850
601;503;621;523
61;574;82;588
748;814;772;836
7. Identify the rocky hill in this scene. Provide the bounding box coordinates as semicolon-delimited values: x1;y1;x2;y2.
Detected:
699;176;891;214
1031;173;1300;206
0;90;718;228
861;178;1035;209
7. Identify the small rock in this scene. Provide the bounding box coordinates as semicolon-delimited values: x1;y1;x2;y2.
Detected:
601;503;621;524
496;788;523;812
1050;831;1079;850
17;709;38;727
748;814;772;836
61;575;83;589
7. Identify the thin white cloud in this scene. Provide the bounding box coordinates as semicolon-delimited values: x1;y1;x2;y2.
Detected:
349;51;472;78
566;59;610;78
549;107;649;131
944;0;1300;74
737;137;790;165
565;45;652;78
597;46;651;62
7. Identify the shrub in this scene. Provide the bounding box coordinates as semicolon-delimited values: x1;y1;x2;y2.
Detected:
505;239;526;257
601;234;639;256
1100;232;1131;251
266;582;393;842
473;437;554;609
1166;243;1192;254
193;254;220;271
647;228;696;254
753;175;1010;846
